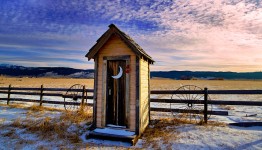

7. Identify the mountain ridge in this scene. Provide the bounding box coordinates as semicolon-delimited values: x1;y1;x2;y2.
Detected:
0;64;261;80
0;64;94;78
151;70;262;80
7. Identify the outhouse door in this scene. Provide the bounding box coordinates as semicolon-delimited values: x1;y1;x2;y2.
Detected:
106;60;126;127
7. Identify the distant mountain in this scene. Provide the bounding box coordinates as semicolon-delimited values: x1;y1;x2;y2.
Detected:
0;64;261;80
0;64;94;78
151;71;262;80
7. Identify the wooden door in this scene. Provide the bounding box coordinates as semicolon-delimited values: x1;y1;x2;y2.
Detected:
106;60;126;127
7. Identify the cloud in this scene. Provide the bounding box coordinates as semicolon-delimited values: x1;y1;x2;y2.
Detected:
128;0;262;71
0;53;93;69
0;0;261;71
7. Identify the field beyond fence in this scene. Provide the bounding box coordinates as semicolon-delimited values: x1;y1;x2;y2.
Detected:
0;84;262;123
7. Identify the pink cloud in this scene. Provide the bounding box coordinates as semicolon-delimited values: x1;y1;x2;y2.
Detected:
128;0;262;72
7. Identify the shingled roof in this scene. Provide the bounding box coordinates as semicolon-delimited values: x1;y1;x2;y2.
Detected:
85;24;154;64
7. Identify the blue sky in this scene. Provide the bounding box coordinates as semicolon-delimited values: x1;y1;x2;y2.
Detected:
0;0;261;72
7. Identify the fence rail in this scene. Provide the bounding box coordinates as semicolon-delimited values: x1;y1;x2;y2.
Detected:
150;88;262;123
150;98;262;106
0;85;262;123
0;87;94;92
0;84;94;107
151;90;262;94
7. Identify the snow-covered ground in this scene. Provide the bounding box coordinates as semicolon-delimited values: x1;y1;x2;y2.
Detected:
0;92;261;149
171;124;262;149
150;94;262;124
0;105;68;149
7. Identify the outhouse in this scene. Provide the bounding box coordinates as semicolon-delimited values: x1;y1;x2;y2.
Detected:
85;24;154;144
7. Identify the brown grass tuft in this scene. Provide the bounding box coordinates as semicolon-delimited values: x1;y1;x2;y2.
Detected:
219;105;235;110
0;103;63;113
6;103;25;109
1;129;17;138
9;116;82;143
27;105;63;112
60;107;93;124
142;118;178;148
172;116;226;127
204;121;226;127
8;107;93;145
142;117;226;148
11;118;26;128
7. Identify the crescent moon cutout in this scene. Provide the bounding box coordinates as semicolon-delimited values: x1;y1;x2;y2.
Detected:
112;66;123;79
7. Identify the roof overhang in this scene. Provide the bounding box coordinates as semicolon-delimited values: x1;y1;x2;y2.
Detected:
85;24;154;64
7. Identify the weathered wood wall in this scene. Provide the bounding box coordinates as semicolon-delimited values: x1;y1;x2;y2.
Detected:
139;57;149;133
96;34;136;131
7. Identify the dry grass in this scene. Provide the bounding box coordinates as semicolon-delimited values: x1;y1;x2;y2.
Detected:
0;127;36;149
219;105;235;110
1;77;261;148
27;105;63;112
0;103;65;118
205;121;227;127
0;103;26;109
142;118;178;148
142;117;226;148
11;116;82;143
1;77;262;90
1;103;64;112
150;78;262;90
9;104;63;119
0;77;94;88
1;128;18;138
5;106;93;145
60;107;93;124
172;117;203;125
0;118;6;124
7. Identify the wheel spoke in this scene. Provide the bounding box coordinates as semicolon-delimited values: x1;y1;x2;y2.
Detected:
64;84;84;111
171;85;212;123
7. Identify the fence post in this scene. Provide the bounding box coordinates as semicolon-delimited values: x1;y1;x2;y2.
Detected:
40;84;44;106
81;86;86;107
204;87;208;124
7;84;11;105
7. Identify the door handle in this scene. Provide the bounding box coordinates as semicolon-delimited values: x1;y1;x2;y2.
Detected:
109;89;111;95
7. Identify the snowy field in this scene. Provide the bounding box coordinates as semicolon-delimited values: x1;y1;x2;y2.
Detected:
0;104;261;149
0;78;261;149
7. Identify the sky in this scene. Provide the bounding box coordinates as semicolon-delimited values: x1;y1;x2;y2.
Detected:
0;0;261;72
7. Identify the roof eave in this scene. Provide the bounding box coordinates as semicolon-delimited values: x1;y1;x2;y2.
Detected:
85;28;114;60
85;24;155;63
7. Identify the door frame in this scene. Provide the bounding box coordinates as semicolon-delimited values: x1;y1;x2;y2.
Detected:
102;55;130;128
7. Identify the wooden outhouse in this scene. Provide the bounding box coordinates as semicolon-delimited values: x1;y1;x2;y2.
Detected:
85;24;154;144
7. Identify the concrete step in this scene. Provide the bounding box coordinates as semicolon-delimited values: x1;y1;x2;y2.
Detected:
86;128;139;145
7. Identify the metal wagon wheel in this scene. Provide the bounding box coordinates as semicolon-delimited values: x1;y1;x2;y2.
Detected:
64;84;85;111
170;85;212;123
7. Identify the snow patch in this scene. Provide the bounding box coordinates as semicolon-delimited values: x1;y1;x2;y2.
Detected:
67;124;79;133
93;128;135;136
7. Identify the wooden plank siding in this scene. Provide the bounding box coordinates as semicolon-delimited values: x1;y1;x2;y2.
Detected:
139;58;149;134
96;34;137;131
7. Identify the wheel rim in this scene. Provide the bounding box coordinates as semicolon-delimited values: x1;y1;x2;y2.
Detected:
170;85;212;123
64;84;84;111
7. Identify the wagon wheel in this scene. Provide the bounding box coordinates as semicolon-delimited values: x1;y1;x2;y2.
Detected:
170;85;212;123
64;84;85;111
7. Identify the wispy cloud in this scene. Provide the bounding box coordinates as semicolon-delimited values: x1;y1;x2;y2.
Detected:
0;0;261;71
130;0;262;71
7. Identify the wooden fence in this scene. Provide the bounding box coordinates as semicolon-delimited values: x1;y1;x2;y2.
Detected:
0;85;94;107
150;88;262;123
0;85;262;123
